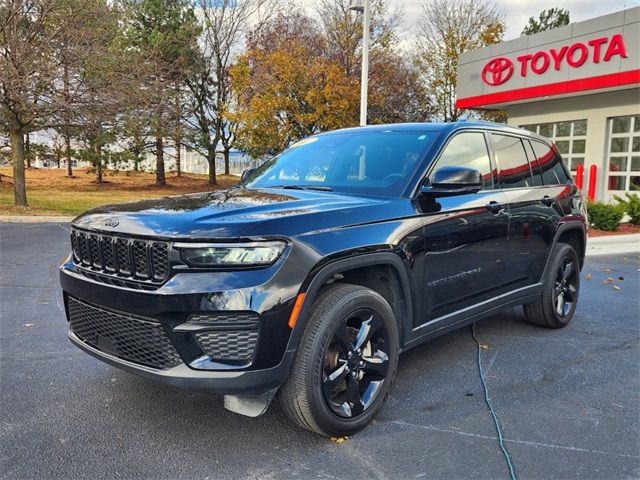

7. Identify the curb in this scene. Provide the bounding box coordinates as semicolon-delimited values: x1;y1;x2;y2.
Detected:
0;215;75;223
586;233;640;257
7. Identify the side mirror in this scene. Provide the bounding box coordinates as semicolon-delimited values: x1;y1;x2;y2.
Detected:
420;166;483;197
240;168;256;184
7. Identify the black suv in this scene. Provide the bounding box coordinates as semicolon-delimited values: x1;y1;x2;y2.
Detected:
60;122;587;436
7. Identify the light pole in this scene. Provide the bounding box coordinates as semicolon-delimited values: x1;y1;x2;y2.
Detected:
350;0;370;126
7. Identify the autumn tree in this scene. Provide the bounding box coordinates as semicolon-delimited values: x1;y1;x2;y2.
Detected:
414;0;505;122
0;0;112;206
120;0;200;186
318;0;429;124
230;10;360;158
522;8;570;36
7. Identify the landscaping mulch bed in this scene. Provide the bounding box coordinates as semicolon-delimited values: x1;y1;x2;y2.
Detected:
588;223;640;237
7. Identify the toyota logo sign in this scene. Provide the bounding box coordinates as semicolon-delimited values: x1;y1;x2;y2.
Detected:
481;57;514;86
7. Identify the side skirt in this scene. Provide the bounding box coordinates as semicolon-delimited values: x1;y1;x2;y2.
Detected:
403;283;542;352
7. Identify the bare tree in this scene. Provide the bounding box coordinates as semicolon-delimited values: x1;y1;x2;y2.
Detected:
187;0;274;183
317;0;402;77
414;0;505;122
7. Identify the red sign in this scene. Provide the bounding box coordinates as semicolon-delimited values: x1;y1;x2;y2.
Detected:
481;33;628;86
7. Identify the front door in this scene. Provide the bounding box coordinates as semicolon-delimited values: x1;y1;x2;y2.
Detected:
417;131;510;327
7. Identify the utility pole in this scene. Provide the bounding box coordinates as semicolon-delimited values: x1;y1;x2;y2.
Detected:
350;0;370;126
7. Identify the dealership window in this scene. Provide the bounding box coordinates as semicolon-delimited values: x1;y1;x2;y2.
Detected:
520;120;587;174
606;115;640;192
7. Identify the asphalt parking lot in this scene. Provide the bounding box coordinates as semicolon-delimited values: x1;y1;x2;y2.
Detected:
1;222;639;480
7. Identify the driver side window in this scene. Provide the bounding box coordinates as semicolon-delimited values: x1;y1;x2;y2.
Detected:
435;132;495;190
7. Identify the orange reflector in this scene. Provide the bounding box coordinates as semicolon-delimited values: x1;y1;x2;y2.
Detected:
288;293;306;329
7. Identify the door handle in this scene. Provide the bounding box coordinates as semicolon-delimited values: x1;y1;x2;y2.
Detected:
485;201;505;214
541;195;555;206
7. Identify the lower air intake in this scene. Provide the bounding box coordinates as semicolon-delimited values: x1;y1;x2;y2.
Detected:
67;296;182;370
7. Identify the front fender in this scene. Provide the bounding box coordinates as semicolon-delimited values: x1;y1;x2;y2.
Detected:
284;251;416;356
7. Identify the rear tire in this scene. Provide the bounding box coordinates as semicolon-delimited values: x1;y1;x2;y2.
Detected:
524;243;580;328
279;283;399;437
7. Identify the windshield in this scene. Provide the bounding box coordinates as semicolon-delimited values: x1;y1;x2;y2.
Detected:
244;130;435;198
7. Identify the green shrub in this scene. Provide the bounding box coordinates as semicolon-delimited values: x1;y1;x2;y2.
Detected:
613;192;640;225
587;201;624;231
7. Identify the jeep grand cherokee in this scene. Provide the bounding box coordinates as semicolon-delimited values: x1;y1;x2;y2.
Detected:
60;122;587;436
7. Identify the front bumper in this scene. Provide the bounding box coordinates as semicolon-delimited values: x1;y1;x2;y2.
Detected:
60;248;310;395
68;330;295;394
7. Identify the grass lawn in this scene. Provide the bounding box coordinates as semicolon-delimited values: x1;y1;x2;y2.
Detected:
0;167;239;216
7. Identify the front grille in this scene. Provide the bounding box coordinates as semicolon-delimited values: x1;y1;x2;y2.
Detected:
195;330;259;362
71;228;170;287
67;296;182;369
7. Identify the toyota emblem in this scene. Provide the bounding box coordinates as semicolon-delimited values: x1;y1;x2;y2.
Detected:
482;57;514;86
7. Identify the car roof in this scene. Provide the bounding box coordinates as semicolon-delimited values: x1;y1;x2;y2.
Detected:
319;121;551;144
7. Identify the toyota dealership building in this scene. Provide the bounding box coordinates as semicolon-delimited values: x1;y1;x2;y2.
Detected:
456;6;639;202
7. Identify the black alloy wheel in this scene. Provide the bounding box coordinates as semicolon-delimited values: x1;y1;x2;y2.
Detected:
279;283;399;436
553;254;578;318
524;242;581;328
322;309;390;419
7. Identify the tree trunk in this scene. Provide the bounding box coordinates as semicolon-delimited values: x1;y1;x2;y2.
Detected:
95;143;103;184
223;148;230;176
65;134;73;177
207;144;217;185
156;135;166;186
24;133;31;168
175;141;181;177
10;130;28;207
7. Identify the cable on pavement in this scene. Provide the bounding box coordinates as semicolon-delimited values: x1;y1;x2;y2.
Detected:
472;322;517;480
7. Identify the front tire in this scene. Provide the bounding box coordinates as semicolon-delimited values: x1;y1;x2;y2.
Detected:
279;283;399;437
524;243;580;328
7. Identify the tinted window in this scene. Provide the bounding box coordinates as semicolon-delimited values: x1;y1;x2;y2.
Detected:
434;132;494;189
523;140;544;186
246;131;435;198
491;134;533;188
531;140;571;185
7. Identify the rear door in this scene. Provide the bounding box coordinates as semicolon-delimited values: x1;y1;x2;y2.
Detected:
418;130;510;326
490;133;561;289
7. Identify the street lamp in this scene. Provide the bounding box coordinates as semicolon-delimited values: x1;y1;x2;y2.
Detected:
349;0;370;126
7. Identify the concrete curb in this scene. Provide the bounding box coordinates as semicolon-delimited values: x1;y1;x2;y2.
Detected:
0;215;75;223
586;233;640;257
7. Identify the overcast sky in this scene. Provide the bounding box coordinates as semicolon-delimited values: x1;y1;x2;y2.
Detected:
302;0;639;43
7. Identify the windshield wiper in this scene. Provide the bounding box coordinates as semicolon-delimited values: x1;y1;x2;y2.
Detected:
274;185;333;191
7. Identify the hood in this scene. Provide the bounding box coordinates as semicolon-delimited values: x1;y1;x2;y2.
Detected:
72;187;415;240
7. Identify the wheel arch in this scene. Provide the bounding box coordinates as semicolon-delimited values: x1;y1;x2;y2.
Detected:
286;252;415;354
541;220;587;280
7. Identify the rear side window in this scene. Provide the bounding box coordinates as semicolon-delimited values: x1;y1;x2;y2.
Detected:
531;140;571;185
435;132;495;189
523;140;544;186
491;134;533;188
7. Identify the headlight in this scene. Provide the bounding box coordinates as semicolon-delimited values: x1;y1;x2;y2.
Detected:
175;241;286;267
